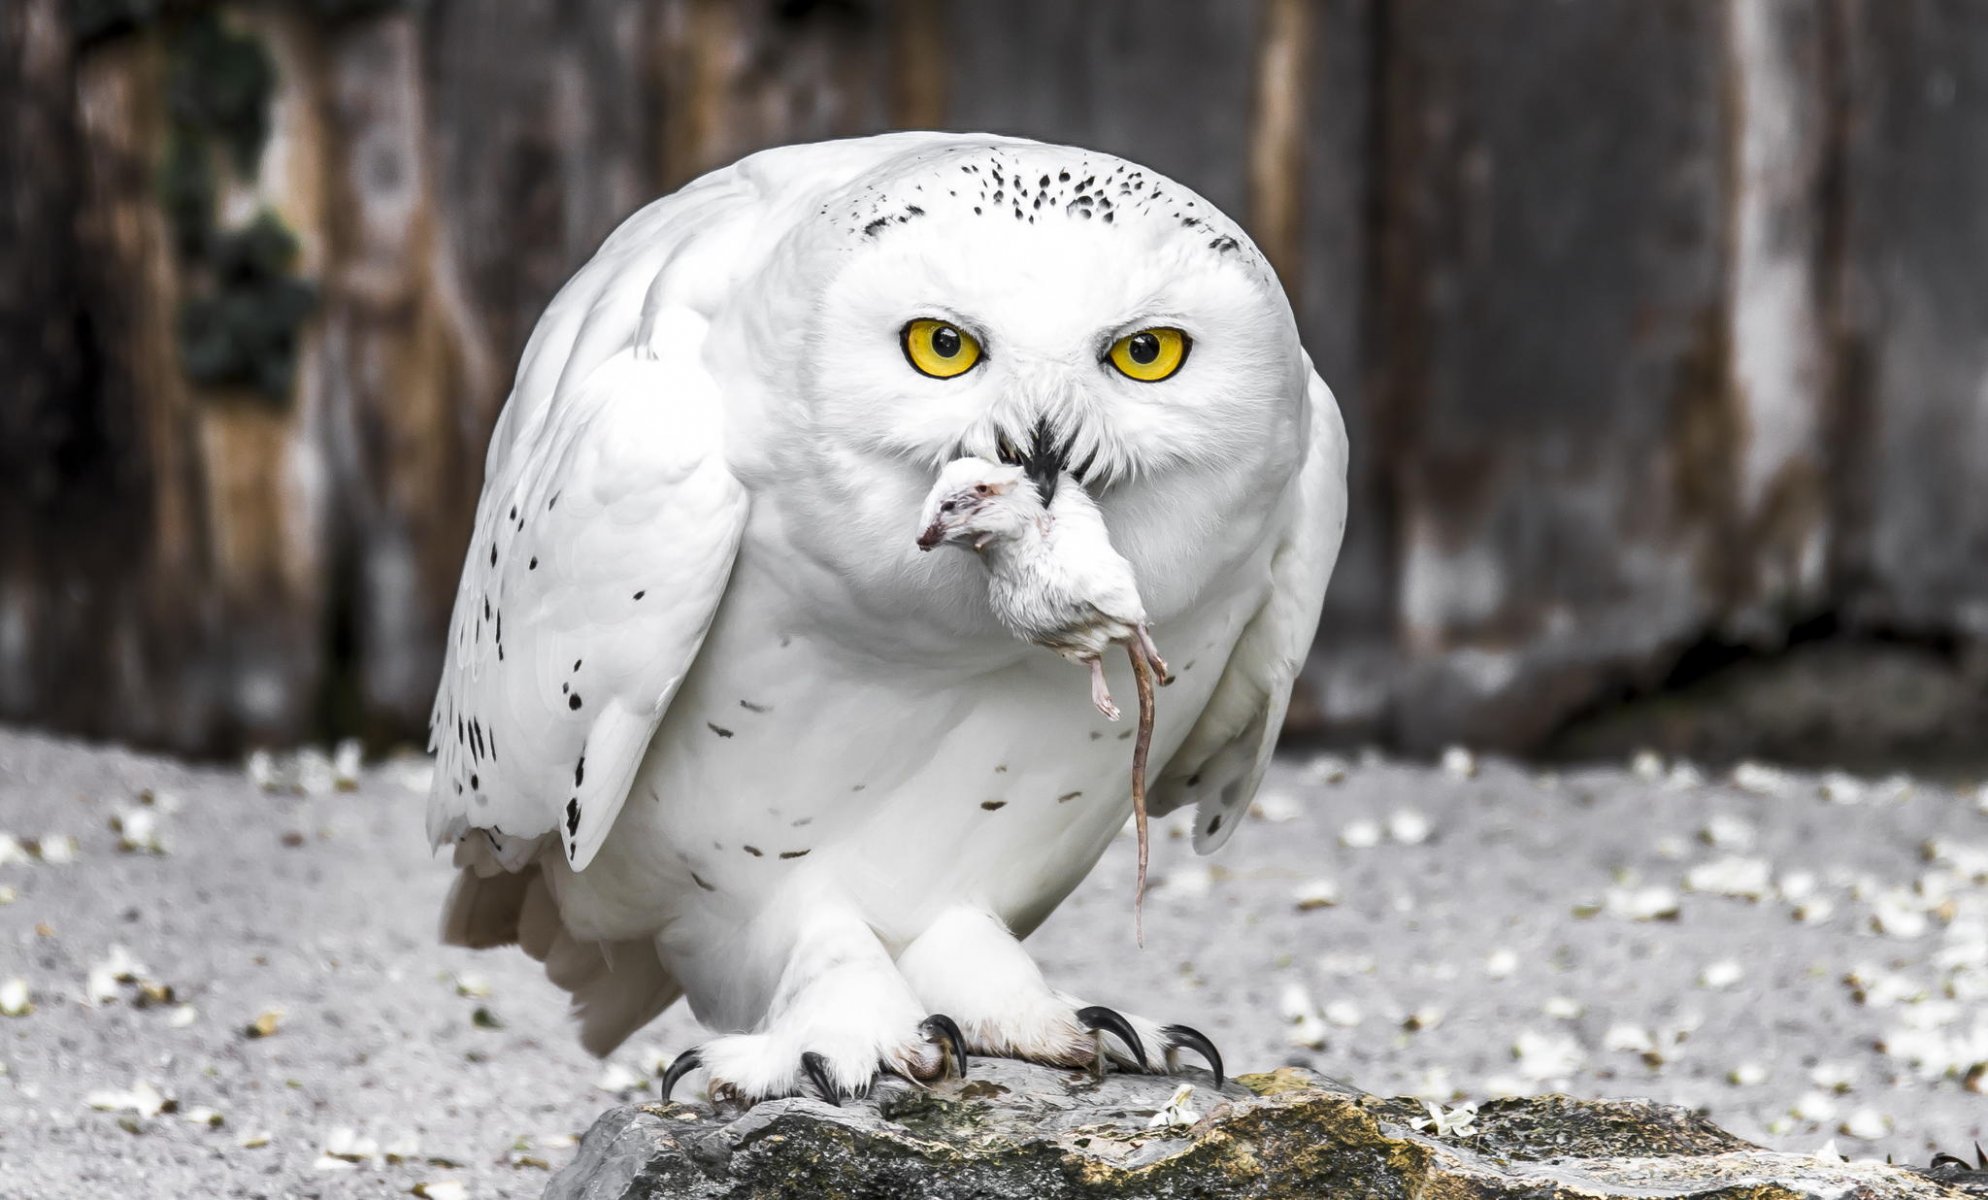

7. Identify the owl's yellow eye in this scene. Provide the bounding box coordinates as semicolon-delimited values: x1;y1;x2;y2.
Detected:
1107;327;1190;382
902;319;983;379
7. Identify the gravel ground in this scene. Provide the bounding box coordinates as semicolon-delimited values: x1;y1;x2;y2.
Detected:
1;727;1984;1198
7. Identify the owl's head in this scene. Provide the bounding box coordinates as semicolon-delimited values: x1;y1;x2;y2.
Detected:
779;139;1308;511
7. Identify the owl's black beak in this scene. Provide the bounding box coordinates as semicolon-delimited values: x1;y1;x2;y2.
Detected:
1019;418;1063;506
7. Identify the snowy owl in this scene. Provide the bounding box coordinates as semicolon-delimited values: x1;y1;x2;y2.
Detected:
427;132;1348;1104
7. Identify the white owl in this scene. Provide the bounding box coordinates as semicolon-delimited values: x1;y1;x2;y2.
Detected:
427;132;1348;1104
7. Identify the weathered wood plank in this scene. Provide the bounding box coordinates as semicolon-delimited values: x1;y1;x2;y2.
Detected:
1291;0;1381;736
1371;0;1736;751
1836;0;1988;640
320;10;494;734
940;0;1261;222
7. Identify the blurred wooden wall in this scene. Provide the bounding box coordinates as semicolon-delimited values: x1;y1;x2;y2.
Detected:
2;0;1985;756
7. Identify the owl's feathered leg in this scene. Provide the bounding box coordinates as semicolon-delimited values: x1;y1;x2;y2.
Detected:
897;908;1224;1087
659;899;967;1107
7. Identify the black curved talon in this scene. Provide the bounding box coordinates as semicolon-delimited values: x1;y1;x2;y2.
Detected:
1076;1005;1148;1070
799;1050;841;1106
1160;1023;1224;1089
920;1013;970;1078
661;1048;703;1102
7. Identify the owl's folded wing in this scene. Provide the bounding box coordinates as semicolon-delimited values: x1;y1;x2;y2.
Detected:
425;327;748;874
1147;367;1348;852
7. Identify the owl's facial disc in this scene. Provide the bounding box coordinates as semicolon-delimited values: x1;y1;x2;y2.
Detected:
794;142;1304;521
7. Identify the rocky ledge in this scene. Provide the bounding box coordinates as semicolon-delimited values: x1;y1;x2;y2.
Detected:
545;1061;1985;1200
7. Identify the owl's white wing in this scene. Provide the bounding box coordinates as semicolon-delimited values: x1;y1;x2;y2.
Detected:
1148;368;1348;852
424;131;1024;876
425;320;747;874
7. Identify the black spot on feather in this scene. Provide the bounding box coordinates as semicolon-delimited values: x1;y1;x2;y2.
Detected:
569;693;582;710
574;757;585;787
565;798;580;836
980;800;1007;811
862;216;890;237
779;849;810;860
707;722;734;739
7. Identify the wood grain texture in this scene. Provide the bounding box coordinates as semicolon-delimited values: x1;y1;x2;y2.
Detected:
6;0;1988;756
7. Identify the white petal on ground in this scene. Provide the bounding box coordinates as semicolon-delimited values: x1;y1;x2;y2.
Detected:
1837;1108;1890;1140
1484;948;1519;979
1699;814;1756;852
1387;810;1432;845
1732;761;1800;797
1250;789;1303;823
1287;1012;1329;1049
113;807;164;854
1440;746;1478;779
1145;1083;1200;1128
1513;1030;1586;1081
0;978;31;1016
1304;754;1350;785
1791;1091;1839;1123
1684;856;1772;900
1402;1006;1444;1032
1699;959;1744;989
594;1062;648;1095
1277;982;1316;1023
1338;819;1382;849
1162;863;1215;898
332;739;364;790
1604;884;1681;921
1868;891;1930;940
1727;1062;1766;1086
1664;762;1706;790
87;1080;170;1118
1292;879;1340;910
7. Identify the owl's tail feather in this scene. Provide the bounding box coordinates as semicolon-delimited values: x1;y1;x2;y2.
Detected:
440;863;684;1056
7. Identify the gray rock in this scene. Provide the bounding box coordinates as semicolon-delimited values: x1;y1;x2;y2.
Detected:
545;1061;1972;1200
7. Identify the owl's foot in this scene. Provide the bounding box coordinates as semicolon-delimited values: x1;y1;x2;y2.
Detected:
662;901;969;1106
662;1012;966;1107
897;908;1224;1086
